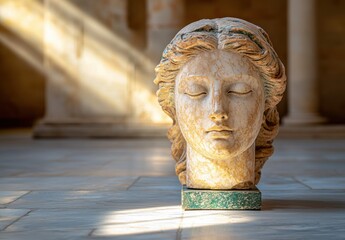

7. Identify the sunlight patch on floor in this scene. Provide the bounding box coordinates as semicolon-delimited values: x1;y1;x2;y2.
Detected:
94;205;253;236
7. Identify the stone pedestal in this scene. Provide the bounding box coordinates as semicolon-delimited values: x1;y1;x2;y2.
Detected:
182;186;261;210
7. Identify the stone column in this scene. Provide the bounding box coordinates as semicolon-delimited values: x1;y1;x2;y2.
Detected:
146;0;184;63
128;0;184;123
34;0;167;137
283;0;326;125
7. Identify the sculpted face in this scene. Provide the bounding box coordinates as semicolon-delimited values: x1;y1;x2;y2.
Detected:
175;50;265;161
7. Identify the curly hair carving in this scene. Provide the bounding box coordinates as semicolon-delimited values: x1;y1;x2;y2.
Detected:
154;18;286;185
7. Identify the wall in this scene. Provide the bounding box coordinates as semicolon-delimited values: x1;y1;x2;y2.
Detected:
318;0;345;123
0;41;44;127
0;0;45;127
0;0;345;127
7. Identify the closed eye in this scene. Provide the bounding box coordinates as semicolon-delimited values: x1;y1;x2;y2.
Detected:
228;90;252;95
185;92;207;98
227;82;253;96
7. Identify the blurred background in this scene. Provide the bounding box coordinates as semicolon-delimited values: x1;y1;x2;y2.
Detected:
0;0;344;137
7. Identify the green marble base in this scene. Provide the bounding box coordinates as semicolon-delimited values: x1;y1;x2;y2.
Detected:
182;186;261;210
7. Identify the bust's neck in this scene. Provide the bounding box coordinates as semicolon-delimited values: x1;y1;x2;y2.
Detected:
186;144;255;189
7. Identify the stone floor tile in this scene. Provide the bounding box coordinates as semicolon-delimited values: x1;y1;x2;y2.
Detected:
262;189;345;210
128;177;180;191
258;176;310;190
0;191;28;204
273;151;345;161
128;175;311;192
263;160;345;177
0;146;175;177
92;231;178;240
0;231;177;240
180;210;345;240
4;209;103;232
0;230;90;240
92;205;181;239
0;134;345;239
0;150;65;162
94;160;175;177
273;139;345;151
0;177;138;191
295;176;345;190
0;209;30;230
4;206;182;234
8;190;180;209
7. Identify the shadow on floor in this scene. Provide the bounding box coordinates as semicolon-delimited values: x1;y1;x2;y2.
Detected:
263;199;345;210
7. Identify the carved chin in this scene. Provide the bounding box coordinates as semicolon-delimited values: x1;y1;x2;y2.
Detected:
194;139;253;160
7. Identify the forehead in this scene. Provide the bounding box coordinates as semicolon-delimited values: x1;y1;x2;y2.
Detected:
177;50;259;81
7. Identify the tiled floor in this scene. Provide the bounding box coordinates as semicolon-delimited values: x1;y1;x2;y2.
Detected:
0;130;345;239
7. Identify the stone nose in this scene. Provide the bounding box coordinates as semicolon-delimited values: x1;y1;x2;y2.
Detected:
209;111;228;122
209;96;228;122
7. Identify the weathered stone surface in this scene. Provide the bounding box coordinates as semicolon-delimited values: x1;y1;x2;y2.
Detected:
182;186;261;210
154;17;286;190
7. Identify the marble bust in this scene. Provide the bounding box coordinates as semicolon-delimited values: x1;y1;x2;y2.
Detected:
154;18;286;190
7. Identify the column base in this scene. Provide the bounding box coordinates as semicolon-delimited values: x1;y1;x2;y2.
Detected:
283;113;327;125
181;186;261;210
